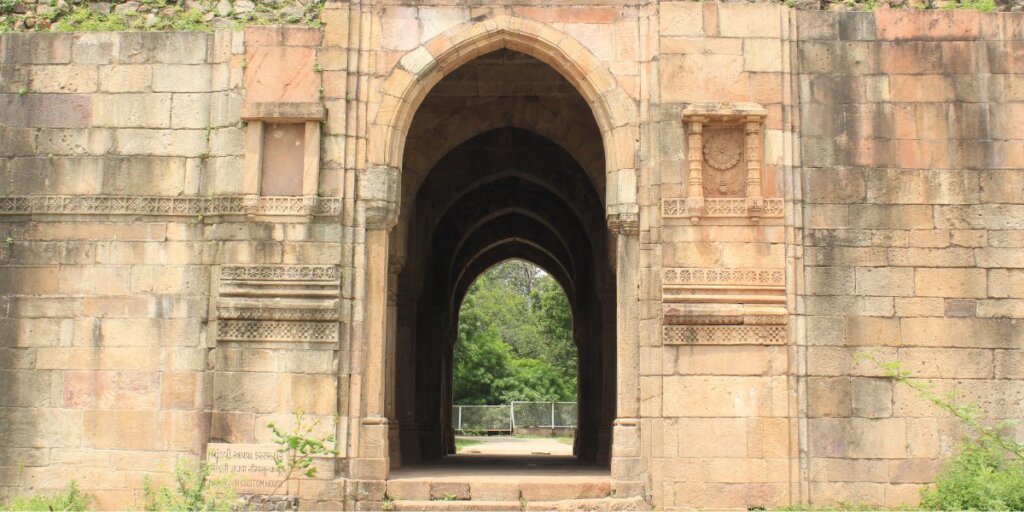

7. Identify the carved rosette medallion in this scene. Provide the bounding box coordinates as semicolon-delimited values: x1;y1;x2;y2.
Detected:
702;131;744;196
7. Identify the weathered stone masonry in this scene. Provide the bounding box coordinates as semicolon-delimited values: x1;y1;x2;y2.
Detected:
1;2;1023;510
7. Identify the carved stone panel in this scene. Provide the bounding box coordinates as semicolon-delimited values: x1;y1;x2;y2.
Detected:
701;127;746;198
216;265;340;344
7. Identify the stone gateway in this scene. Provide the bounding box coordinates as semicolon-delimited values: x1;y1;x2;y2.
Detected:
1;2;1023;510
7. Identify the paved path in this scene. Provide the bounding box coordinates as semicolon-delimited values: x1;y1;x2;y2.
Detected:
457;435;573;456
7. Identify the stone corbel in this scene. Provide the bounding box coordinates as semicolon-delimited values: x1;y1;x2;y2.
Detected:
360;165;401;231
606;168;639;235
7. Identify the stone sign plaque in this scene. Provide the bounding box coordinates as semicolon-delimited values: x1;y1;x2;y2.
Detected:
207;443;286;495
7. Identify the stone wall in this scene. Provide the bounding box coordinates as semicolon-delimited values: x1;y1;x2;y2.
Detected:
0;2;1022;510
0;28;342;508
796;9;1024;506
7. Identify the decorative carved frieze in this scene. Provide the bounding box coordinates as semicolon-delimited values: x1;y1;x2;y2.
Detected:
663;267;784;287
0;195;343;217
662;325;786;345
217;320;338;343
221;265;340;281
216;265;341;344
662;198;784;219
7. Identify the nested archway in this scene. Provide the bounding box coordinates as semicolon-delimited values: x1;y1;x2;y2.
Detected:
391;126;616;466
383;49;619;468
365;15;642;480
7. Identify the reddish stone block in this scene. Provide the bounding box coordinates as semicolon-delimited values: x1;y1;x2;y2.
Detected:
512;6;619;24
244;26;283;47
879;42;942;74
875;10;980;41
889;75;953;102
244;46;318;103
282;26;322;46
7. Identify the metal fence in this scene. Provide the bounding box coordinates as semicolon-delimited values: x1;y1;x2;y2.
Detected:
452;401;577;432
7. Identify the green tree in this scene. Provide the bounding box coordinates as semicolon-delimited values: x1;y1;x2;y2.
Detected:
453;260;577;405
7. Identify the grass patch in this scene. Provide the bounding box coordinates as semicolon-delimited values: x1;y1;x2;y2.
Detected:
3;481;93;511
455;438;483;452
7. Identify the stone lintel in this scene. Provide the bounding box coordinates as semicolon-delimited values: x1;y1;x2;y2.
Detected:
241;102;325;122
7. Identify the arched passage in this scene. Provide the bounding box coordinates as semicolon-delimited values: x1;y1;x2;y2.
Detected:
360;15;643;487
391;125;616;466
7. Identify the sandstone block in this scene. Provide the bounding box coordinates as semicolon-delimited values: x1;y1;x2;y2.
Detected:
914;268;986;298
805;266;856;296
213;371;278;413
98;65;153;92
0;370;56;407
2;407;82;448
210;411;256;444
659;2;702;37
83;409;161;450
62;370;160;409
810;458;888;483
171;93;212;129
92;93;171;128
976;248;1024;268
1;94;92;128
116;32;210;64
161;371;197;410
72;33;115;65
851;378;892;419
744;39;783;72
856;267;914;297
846;317;900;346
152;64;213;92
5;33;73;64
980;299;1024;318
114;129;208;157
36;347;161;371
807;377;851;418
900;317;1024;348
663;376;771;417
718;4;781;38
29;65;98;93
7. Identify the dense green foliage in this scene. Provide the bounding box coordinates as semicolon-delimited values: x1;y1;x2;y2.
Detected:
3;481;93;511
454;260;576;405
142;460;236;512
920;438;1024;511
859;352;1024;512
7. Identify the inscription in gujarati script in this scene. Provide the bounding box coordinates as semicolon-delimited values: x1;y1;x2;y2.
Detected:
207;443;286;495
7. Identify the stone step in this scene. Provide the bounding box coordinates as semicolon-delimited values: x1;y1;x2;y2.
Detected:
386;479;611;502
390;496;648;512
392;500;522;511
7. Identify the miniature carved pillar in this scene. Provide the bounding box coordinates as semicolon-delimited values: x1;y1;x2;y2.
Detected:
745;118;764;220
685;118;705;222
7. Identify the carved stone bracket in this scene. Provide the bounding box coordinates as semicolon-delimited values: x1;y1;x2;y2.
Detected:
672;102;781;223
360;166;401;230
607;212;639;235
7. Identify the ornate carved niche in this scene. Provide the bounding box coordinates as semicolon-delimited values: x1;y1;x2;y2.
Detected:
665;102;782;223
240;102;325;219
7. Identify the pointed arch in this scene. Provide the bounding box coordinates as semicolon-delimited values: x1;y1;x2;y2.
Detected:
369;14;639;216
